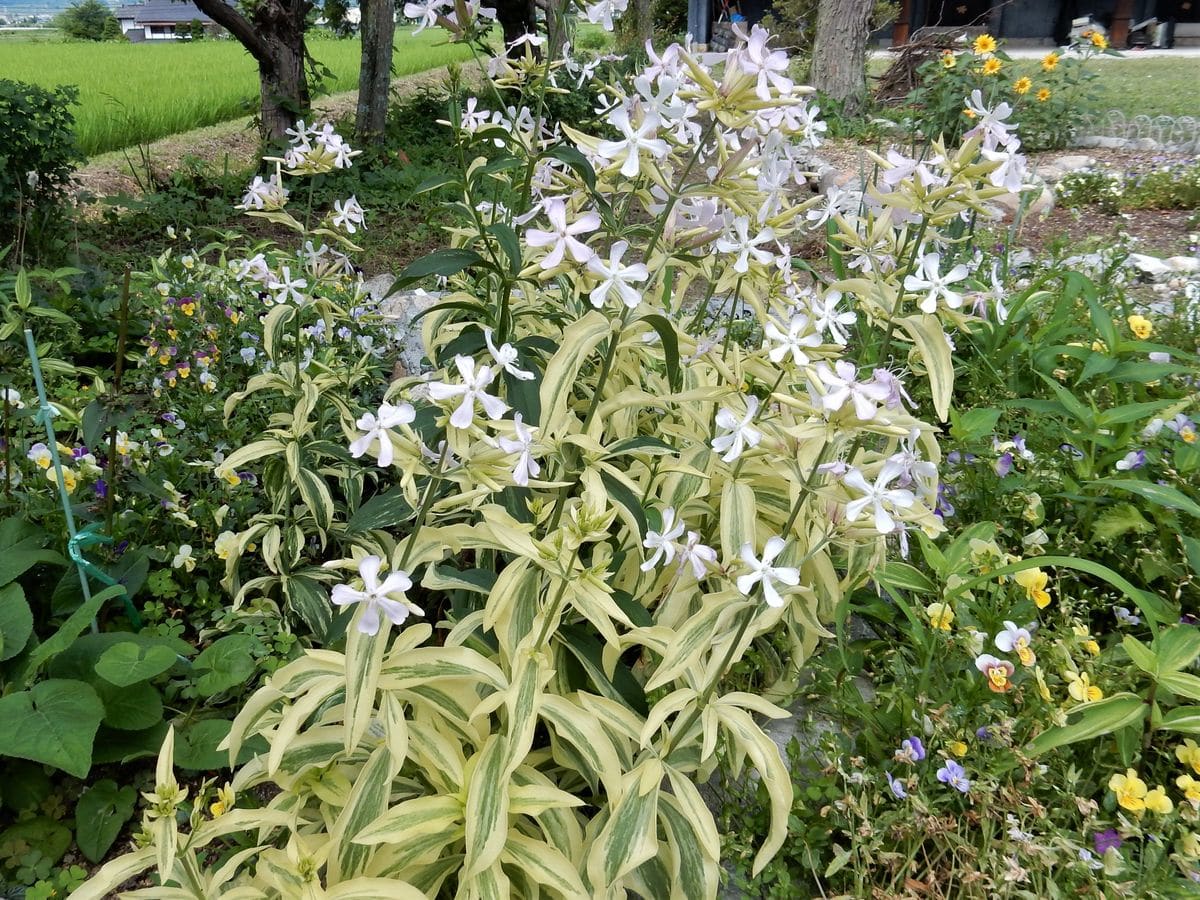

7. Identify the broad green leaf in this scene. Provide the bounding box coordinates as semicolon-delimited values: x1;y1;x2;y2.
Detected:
544;143;597;192
638;313;682;392
0;582;33;662
193;634;259;696
645;602;729;692
1155;626;1200;673
1090;503;1153;543
94;678;162;730
485;223;522;275
658;794;718;900
397;248;485;287
599;467;648;543
17;583;124;684
75;779;136;863
346;488;415;534
1160;706;1200;734
331;746;397;881
94;641;177;686
1159;671;1200;702
1090;478;1200;520
1184;535;1200;578
0;679;104;777
538;310;612;433
501;830;587;898
326;879;426;900
875;561;937;595
0;817;70;867
586;764;659;887
283;574;333;640
67;847;157;900
464;735;512;879
1123;635;1159;677
1025;693;1146;756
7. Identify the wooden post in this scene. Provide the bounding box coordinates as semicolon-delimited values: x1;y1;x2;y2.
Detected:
894;0;912;44
1111;0;1134;46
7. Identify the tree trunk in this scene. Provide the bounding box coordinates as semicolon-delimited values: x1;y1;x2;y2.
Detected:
495;0;536;53
633;0;653;45
193;0;312;144
356;0;396;144
544;0;570;57
809;0;873;114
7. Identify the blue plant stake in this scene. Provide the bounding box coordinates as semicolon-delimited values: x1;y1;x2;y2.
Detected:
23;327;141;630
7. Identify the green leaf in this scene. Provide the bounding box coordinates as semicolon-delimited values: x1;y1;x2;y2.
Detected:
75;779;136;863
17;584;125;685
0;582;33;662
1123;635;1159;677
638;314;681;393
544;144;596;192
898;314;954;421
875;561;937;595
602;436;677;459
485;223;522;275
94;679;162;730
1185;536;1200;578
0;679;104;777
586;765;659;886
1090;478;1200;520
397;248;484;287
719;480;756;561
1090;503;1153;543
948;407;1002;443
558;624;648;715
1158;671;1200;702
94;642;177;686
599;468;648;543
1025;693;1146;756
0;817;71;868
538;310;612;432
347;488;414;534
1160;706;1200;735
1155;626;1200;674
464;735;511;879
192;634;259;696
284;574;332;640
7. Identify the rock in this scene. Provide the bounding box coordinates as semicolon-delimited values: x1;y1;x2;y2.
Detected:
362;272;396;302
1165;256;1200;275
1133;138;1163;151
377;287;442;377
1035;164;1065;184
1053;154;1097;173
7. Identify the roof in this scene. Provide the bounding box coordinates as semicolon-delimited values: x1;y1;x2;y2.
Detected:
113;1;221;24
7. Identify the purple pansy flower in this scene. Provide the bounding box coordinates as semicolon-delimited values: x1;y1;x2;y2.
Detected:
936;759;971;793
886;772;908;799
1094;829;1122;854
895;736;926;763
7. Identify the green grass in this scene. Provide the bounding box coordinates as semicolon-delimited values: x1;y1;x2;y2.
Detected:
0;32;472;156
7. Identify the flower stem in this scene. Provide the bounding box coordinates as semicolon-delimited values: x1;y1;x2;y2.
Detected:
398;443;449;572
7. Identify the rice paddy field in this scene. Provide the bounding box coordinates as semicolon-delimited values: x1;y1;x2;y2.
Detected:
0;32;474;156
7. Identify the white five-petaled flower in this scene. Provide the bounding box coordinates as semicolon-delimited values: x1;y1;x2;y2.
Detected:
904;252;970;314
737;536;801;608
806;290;857;345
641;507;686;571
427;355;508;429
677;531;718;579
172;544;196;572
267;266;308;306
403;0;446;33
843;468;917;534
964;89;1017;151
814;360;891;421
764;313;822;367
715;216;777;274
237;174;288;211
583;0;628;30
331;555;422;636
525;198;601;270
981;145;1028;193
586;240;649;309
597;107;670;178
349;401;416;468
712;395;763;462
496;413;539;486
332;196;366;233
736;24;794;99
483;328;534;380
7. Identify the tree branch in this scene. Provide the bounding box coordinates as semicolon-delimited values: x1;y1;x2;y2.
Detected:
191;0;274;65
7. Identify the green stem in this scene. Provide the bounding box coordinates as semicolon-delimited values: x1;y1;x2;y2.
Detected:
532;545;581;651
398;444;449;572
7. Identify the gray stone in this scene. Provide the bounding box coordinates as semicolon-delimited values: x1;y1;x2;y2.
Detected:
1053;154;1097;173
362;272;396;302
378;286;441;377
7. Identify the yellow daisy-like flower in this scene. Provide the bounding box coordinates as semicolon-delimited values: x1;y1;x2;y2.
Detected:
1015;567;1052;608
1144;786;1173;814
1037;88;1051;102
1177;774;1200;805
1065;670;1103;703
1128;314;1153;339
1013;76;1032;95
1109;769;1148;813
941;51;957;69
1042;51;1060;71
1089;30;1109;49
982;57;1003;76
925;602;955;631
973;33;998;54
1177;739;1200;775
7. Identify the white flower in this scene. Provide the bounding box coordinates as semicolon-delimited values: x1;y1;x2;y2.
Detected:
814;360;890;421
331;555;422;636
981;146;1028;193
712;395;763;462
964;89;1017;151
904;252;969;314
586;240;649;309
427;355;508;429
172;544;196;572
496;413;539;486
843;468;916;534
1141;417;1165;440
806;290;857;344
349;401;416;468
715;216;776;274
332;196;366;233
214;531;239;561
267;266;308;306
677;531;718;579
737;536;800;608
763;313;821;366
641;507;686;571
583;0;627;30
597;107;670;179
483;328;534;380
403;0;447;33
237;174;288;211
234;253;271;284
994;620;1035;658
525;198;601;270
1;388;23;409
736;24;794;99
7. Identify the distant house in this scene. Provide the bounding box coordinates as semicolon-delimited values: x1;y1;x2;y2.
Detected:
114;1;223;41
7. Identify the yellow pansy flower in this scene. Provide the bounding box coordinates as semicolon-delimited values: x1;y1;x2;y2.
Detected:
1065;670;1103;703
1177;774;1200;805
925;602;955;631
1127;315;1153;339
1073;625;1100;656
1015;568;1052;608
1013;76;1032;95
1144;786;1173;814
1109;769;1148;812
1042;52;1060;71
948;740;968;757
1177;739;1200;775
982;57;1003;76
973;33;998;54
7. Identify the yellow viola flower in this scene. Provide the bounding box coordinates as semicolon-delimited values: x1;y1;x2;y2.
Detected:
1177;774;1200;805
1179;832;1200;860
1065;670;1103;703
1144;786;1173;814
1015;567;1052;608
982;57;1003;76
1127;314;1153;339
1042;52;1060;71
925;602;955;631
948;740;969;757
1033;666;1052;702
1177;739;1200;775
973;33;998;54
941;51;957;69
1013;76;1032;95
1109;769;1148;813
209;784;235;818
1073;625;1101;656
1037;88;1051;102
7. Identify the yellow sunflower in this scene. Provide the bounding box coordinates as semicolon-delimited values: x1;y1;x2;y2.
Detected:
982;57;1003;76
1042;51;1060;71
1013;76;1032;95
1037;87;1051;102
973;33;998;55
